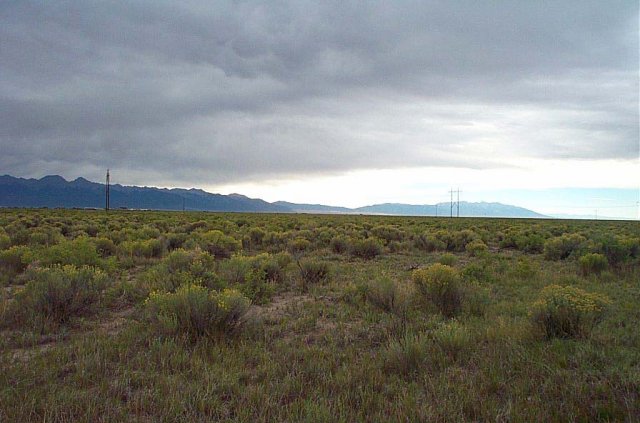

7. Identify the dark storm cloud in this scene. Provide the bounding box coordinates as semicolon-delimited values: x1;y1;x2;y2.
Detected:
1;0;637;185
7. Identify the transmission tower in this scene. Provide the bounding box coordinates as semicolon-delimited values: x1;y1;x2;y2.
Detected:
105;169;110;212
448;188;462;217
449;189;454;218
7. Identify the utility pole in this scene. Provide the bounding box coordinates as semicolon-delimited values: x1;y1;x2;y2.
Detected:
456;188;461;218
182;197;185;212
435;203;438;217
105;169;110;212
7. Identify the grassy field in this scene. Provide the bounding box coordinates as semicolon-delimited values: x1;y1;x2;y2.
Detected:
1;209;639;422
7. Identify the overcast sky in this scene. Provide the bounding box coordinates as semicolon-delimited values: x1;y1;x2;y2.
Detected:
1;1;638;217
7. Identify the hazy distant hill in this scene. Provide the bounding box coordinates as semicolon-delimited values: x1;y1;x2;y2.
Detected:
0;175;289;212
273;201;353;214
281;200;546;218
0;174;546;218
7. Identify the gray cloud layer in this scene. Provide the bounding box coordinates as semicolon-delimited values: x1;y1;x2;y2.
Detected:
1;0;638;185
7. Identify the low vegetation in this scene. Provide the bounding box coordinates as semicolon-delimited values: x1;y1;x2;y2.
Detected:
0;208;639;421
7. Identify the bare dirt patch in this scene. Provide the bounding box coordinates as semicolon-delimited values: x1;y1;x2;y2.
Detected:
249;292;313;321
96;307;135;336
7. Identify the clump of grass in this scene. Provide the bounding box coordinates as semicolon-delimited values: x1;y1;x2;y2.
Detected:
530;284;611;339
578;253;608;276
437;253;458;266
461;262;493;284
362;277;409;317
4;265;108;331
298;260;330;289
412;264;462;317
384;331;431;376
384;321;473;376
430;319;473;363
144;284;250;340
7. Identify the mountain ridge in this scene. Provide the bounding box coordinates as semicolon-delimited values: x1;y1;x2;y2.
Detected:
0;174;547;217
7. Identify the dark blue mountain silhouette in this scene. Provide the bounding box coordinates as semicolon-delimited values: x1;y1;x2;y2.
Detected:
0;175;288;212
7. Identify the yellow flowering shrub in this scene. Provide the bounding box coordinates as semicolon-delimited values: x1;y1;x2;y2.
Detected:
145;284;250;339
412;264;462;317
531;284;611;339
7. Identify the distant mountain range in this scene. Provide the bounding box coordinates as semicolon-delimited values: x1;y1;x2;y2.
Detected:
0;175;287;212
276;201;546;218
0;174;547;218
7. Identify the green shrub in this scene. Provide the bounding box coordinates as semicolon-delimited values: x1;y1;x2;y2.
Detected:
414;233;446;252
597;235;631;266
412;264;462;317
263;231;288;251
530;284;611;339
118;239;166;260
41;237;101;267
461;262;493;283
298;260;330;288
512;258;537;280
330;235;350;254
543;234;586;260
515;233;545;254
0;234;11;250
450;230;478;252
5;265;108;331
371;225;404;244
351;238;383;260
94;237;117;257
578;253;608;276
465;239;488;257
200;230;241;259
144;284;250;340
363;277;409;316
84;224;99;237
167;233;188;250
28;228;61;246
438;253;457;266
240;268;276;305
218;255;253;284
0;245;32;275
134;250;221;300
248;227;266;248
252;252;290;283
287;237;311;256
623;237;640;259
